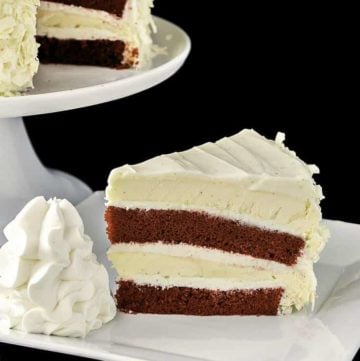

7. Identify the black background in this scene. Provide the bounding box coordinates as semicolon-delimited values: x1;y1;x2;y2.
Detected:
1;0;359;359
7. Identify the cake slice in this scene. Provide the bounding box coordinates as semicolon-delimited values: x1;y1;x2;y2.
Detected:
0;0;39;96
105;129;329;316
36;0;156;68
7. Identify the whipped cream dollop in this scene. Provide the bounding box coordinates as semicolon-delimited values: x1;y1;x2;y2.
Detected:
0;197;116;337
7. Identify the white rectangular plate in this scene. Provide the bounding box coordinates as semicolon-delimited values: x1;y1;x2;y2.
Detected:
1;192;359;361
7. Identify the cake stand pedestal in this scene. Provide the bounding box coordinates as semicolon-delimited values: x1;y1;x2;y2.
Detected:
0;17;191;242
0;117;92;235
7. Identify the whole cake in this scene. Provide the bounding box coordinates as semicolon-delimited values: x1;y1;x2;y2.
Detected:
0;0;39;96
106;129;329;316
1;0;157;96
36;0;156;68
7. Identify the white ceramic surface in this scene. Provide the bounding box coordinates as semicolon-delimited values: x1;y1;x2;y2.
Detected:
0;17;191;118
1;191;359;361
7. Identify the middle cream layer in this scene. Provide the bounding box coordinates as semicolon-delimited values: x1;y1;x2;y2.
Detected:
108;243;317;314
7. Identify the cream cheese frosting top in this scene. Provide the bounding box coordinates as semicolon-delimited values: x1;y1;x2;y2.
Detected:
0;197;116;338
107;129;322;200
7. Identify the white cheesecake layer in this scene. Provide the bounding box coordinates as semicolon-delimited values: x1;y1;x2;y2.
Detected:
37;0;156;66
0;0;39;96
108;248;316;314
108;242;311;272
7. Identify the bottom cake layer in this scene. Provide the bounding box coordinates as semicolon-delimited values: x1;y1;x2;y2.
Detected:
116;281;284;316
37;37;137;69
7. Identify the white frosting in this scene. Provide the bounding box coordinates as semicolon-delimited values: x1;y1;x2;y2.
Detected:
37;0;158;67
0;0;39;96
0;197;116;338
107;129;321;194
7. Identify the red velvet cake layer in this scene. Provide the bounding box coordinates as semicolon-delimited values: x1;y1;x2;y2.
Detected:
37;37;137;68
117;281;284;315
105;207;305;265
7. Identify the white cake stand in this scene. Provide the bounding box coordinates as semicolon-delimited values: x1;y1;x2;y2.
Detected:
0;17;191;238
